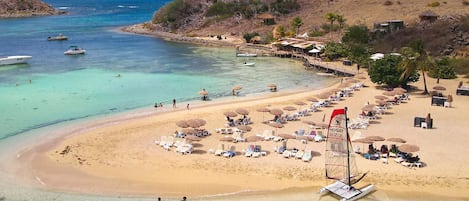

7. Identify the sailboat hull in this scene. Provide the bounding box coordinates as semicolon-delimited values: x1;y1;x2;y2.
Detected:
320;181;375;201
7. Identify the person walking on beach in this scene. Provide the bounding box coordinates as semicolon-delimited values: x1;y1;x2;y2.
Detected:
173;98;176;108
186;104;190;110
181;196;187;201
154;102;158;109
159;102;163;107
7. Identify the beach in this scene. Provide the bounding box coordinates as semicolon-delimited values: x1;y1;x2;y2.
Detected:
2;70;469;200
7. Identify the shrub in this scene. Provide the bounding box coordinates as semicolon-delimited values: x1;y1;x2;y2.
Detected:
383;0;393;6
309;30;326;37
427;1;440;7
429;57;457;79
449;57;469;77
243;32;259;43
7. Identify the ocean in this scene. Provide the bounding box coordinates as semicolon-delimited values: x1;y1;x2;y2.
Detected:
0;0;339;200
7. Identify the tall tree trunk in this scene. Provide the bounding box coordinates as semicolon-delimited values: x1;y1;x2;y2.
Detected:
422;70;428;94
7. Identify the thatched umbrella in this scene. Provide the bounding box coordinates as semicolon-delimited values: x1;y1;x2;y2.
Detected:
176;120;189;128
256;107;270;123
433;85;446;91
296;135;314;141
269;108;284;116
346;78;360;83
294;101;307;106
278;133;296;139
354;75;367;80
375;95;388;100
363;135;385;141
199;90;209;95
269;122;284;128
316;123;329;129
353;138;375;152
386;137;406;143
302;120;316;126
393;90;405;96
235;108;249;115
361;105;376;112
306;97;319;102
393;87;407;93
376;100;387;106
398;144;420;153
316;92;331;99
220;136;235;142
245;135;264;142
236;125;252;132
267;83;277;88
383;91;396;96
185;135;202;141
283;106;297;111
182;128;197;135
186;118;206;128
232;86;242;90
223;111;238;117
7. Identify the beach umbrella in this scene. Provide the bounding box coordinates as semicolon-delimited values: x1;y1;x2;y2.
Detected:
256;107;270;123
269;122;284;128
269;108;284;116
220;136;235;142
339;82;351;88
302;120;316;126
187;119;206;128
294;101;307;106
316;123;329;129
329;88;342;93
283;106;297;111
375;95;388;100
235;108;249;115
383;91;396;96
296;135;314;141
376;100;387;106
236;125;252;132
245;135;264;142
232;86;242;90
185;135;202;141
267;83;277;88
176;120;189;128
433;85;446;91
353;138;374;144
363;135;385;141
361;105;376;112
278;133;296;139
393;87;407;93
223;111;238;117
346;78;360;83
316;92;331;99
447;94;453;102
386;137;406;144
398;144;420;153
199;90;209;95
306;97;319;102
182;128;197;135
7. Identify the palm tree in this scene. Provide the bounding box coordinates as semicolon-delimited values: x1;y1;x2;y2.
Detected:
325;13;337;33
291;16;304;37
336;14;346;36
399;40;434;94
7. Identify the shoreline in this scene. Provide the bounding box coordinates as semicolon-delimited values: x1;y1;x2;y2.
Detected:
1;73;469;200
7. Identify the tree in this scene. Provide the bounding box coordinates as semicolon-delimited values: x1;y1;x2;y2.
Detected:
342;25;369;44
323;42;348;61
275;25;286;38
291;16;304;36
429;57;457;81
399;40;434;94
336;14;346;35
325;13;337;33
368;55;419;87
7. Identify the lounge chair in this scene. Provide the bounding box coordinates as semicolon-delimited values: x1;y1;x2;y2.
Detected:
282;150;291;158
302;150;312;162
244;145;255;157
295;150;305;159
215;144;225;156
223;146;236;158
252;145;262;158
232;132;245;143
159;136;168;147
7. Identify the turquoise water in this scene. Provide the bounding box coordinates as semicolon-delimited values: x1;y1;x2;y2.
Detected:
0;0;337;139
0;0;340;200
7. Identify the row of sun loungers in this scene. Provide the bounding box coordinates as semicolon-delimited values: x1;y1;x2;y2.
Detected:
155;136;193;154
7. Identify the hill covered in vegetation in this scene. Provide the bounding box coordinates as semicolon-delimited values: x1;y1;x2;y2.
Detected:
0;0;64;18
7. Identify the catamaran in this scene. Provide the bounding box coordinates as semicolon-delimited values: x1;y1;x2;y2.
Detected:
320;108;375;201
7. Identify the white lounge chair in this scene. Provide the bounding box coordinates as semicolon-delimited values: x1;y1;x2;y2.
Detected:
295;150;305;159
302;150;312;162
215;144;225;156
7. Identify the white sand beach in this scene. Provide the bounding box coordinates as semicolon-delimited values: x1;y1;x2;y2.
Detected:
3;69;469;200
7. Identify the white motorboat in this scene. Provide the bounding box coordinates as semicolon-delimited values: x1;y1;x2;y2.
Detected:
243;62;255;66
64;46;86;55
236;53;257;57
319;108;375;201
0;56;32;66
47;33;68;41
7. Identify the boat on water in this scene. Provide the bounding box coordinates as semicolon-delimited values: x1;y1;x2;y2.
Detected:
319;108;375;201
316;72;335;77
236;53;257;57
0;55;32;66
243;62;255;66
47;33;68;41
64;46;86;55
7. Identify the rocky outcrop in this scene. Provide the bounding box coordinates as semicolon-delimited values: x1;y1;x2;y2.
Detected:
0;0;65;18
